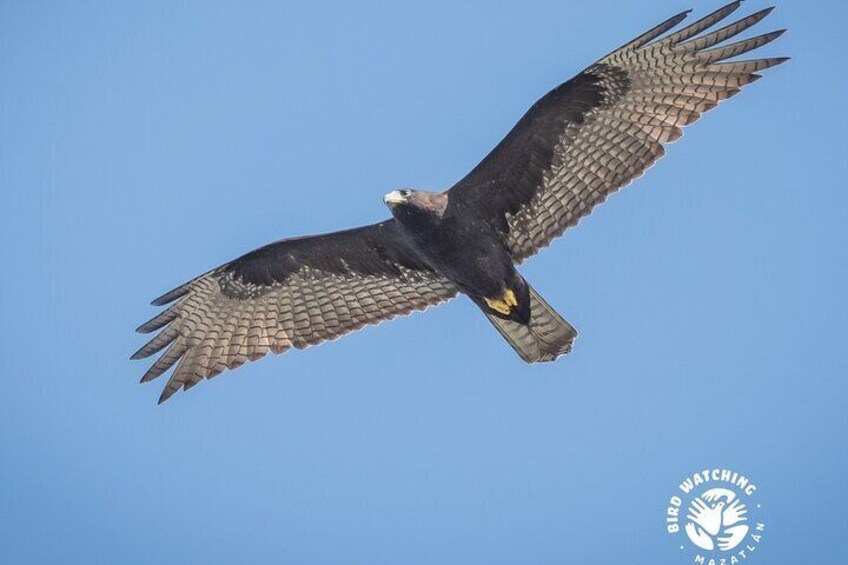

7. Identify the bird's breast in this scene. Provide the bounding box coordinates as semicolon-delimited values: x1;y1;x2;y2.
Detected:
401;218;512;296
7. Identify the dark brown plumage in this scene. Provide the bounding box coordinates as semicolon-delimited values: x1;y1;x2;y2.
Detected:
133;2;787;403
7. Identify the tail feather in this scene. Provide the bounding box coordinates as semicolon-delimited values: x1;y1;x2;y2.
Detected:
484;284;577;363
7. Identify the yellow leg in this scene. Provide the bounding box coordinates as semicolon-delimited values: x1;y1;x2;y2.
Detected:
484;289;518;315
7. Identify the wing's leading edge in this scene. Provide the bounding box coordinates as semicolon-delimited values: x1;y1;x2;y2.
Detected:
448;2;787;262
133;221;456;403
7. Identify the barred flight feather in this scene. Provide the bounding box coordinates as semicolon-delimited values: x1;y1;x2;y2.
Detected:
449;1;787;262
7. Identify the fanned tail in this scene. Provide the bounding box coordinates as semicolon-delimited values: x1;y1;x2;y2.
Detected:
484;284;577;363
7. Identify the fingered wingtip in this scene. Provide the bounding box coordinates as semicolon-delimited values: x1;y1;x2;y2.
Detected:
717;0;743;10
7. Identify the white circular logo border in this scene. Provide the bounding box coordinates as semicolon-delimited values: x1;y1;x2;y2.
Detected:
666;468;766;564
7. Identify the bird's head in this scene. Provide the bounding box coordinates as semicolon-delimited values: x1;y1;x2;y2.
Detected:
383;189;448;219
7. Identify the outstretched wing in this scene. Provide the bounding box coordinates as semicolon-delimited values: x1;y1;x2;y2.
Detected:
132;221;457;403
448;1;787;262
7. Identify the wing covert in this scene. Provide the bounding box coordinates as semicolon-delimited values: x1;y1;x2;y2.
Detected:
448;2;787;262
132;221;457;403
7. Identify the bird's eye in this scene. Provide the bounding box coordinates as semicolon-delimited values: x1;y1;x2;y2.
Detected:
399;189;411;197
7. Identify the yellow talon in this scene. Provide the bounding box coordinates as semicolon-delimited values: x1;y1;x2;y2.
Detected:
484;289;518;315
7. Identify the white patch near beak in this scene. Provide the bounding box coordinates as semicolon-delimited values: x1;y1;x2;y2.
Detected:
383;190;407;206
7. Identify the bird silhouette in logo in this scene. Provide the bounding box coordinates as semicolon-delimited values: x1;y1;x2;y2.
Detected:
685;488;750;551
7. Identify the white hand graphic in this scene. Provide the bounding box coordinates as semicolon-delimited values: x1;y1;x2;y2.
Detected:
701;488;736;504
685;521;715;551
687;498;726;537
722;499;748;527
717;524;750;551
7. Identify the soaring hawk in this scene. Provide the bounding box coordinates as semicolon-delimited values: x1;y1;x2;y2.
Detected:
133;2;787;403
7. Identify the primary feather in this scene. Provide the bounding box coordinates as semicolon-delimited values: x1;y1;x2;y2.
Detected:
134;222;456;403
448;2;787;262
134;2;787;402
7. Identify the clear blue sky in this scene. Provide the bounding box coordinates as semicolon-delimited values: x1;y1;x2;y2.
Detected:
1;1;845;564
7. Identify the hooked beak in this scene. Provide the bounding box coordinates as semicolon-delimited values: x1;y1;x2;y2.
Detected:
383;190;407;207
